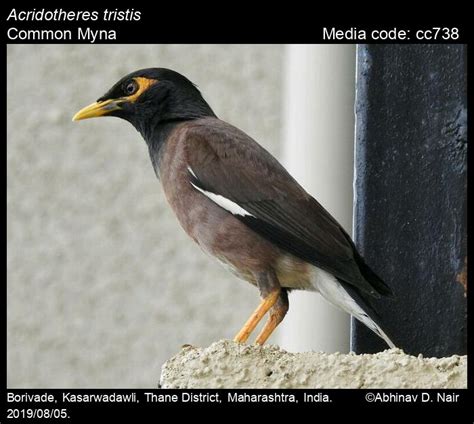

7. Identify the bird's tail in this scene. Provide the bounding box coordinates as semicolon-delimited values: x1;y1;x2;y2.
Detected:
339;280;396;349
353;251;394;297
311;265;396;349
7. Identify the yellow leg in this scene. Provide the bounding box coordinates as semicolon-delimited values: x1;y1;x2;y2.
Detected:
255;316;279;345
233;290;280;344
255;290;289;345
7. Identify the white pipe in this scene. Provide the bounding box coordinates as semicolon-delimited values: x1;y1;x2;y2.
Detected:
277;44;356;353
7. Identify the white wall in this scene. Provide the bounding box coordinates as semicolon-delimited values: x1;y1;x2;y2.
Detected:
278;44;356;353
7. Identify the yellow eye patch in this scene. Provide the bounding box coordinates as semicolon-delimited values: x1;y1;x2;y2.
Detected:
125;77;158;102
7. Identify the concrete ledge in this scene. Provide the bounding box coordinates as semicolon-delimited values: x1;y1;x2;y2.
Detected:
160;340;467;389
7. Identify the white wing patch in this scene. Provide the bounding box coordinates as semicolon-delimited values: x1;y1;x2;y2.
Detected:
188;166;254;217
187;166;198;178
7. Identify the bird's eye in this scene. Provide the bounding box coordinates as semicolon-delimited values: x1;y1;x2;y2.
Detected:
124;80;138;96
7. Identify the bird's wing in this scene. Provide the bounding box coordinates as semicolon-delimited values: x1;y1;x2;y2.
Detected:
185;119;379;297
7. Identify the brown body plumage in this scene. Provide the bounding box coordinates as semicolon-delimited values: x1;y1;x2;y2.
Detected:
73;68;395;347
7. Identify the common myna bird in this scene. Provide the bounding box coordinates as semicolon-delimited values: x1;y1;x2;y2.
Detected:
73;68;395;348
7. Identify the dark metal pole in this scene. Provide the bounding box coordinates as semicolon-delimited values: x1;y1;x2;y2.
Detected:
353;44;467;357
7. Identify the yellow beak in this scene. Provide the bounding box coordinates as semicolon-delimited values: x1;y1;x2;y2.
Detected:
72;99;122;121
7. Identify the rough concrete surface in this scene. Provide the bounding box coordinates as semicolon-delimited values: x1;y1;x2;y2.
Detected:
160;340;467;389
7;44;282;388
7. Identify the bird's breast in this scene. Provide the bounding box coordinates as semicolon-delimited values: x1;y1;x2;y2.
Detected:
157;132;280;282
157;125;323;292
157;130;249;256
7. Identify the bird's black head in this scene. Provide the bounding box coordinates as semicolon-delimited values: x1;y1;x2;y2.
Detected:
73;68;216;137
